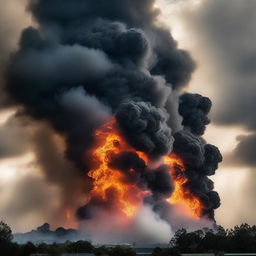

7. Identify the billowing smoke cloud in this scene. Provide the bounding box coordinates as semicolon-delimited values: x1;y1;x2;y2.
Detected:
2;0;222;242
172;93;222;219
179;93;211;136
116;101;174;156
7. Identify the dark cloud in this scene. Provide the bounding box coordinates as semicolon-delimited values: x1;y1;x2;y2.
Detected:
227;134;256;167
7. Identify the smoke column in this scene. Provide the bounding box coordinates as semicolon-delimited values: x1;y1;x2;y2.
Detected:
4;0;222;243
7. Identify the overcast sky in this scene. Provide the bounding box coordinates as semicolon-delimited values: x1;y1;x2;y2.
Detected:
0;0;256;232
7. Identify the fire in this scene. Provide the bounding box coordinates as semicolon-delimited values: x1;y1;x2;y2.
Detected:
88;118;148;217
87;118;203;219
164;155;203;218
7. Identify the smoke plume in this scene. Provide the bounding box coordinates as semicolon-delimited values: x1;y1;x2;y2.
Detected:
3;0;222;243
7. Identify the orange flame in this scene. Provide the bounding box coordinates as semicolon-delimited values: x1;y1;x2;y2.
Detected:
88;118;148;217
87;118;203;219
164;155;203;218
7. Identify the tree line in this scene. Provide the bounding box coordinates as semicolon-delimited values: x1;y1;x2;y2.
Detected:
154;224;256;256
1;221;256;256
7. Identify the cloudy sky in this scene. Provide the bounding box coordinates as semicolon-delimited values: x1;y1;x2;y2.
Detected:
0;0;256;232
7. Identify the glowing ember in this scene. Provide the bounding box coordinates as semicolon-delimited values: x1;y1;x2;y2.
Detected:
87;118;204;219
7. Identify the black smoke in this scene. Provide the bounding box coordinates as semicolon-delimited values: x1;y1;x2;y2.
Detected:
171;93;222;220
3;0;221;229
5;0;195;169
179;93;211;136
116;101;174;156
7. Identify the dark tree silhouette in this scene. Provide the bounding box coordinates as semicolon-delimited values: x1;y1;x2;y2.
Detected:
167;223;256;254
19;242;37;256
109;246;136;256
66;240;93;253
94;246;136;256
0;221;13;243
